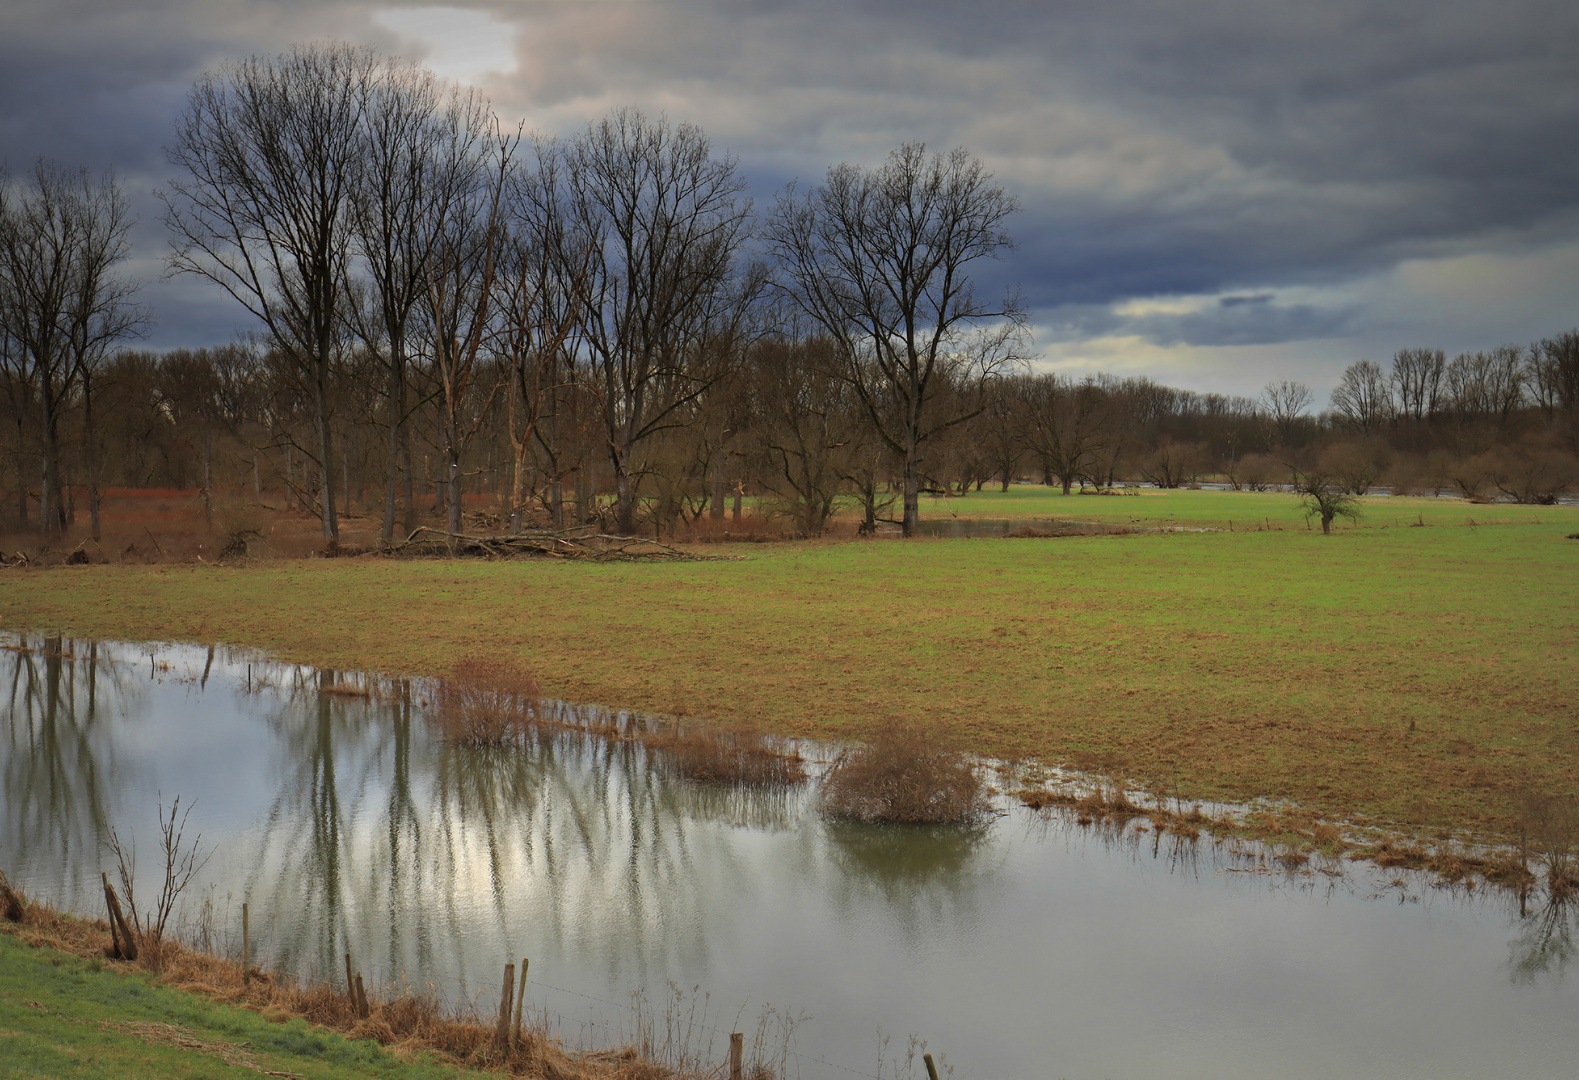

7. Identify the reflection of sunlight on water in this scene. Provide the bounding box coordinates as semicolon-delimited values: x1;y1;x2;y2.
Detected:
6;630;1579;1080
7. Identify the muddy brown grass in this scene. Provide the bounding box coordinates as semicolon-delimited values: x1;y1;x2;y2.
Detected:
821;720;989;825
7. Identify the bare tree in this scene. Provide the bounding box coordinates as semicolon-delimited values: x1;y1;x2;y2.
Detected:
350;61;492;542
1018;373;1107;493
1261;379;1312;445
1330;359;1392;434
0;161;143;536
532;110;760;535
164;42;380;544
1390;347;1445;422
415;122;516;535
748;334;861;535
768;143;1027;536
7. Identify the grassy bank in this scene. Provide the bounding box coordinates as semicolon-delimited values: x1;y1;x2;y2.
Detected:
2;488;1576;837
0;924;489;1080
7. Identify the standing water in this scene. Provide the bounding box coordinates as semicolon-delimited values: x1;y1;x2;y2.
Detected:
2;633;1575;1079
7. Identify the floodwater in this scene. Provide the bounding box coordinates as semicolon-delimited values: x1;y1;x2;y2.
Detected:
4;633;1577;1080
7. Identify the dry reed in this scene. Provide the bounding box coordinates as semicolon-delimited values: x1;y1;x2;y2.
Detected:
820;720;988;825
430;658;541;746
648;727;806;786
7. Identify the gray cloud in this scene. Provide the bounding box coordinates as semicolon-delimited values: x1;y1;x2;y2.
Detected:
2;0;1576;375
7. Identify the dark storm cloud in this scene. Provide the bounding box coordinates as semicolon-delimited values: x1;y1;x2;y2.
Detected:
2;0;1575;358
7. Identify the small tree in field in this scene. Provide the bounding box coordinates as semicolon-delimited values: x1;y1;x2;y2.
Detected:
1293;470;1361;534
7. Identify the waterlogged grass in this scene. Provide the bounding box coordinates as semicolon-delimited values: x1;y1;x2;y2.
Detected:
2;490;1576;837
0;931;485;1080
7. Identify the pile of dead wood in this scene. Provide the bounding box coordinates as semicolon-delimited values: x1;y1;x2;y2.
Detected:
375;524;737;562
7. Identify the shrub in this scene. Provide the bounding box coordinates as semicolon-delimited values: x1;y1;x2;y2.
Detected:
820;720;989;825
430;658;540;746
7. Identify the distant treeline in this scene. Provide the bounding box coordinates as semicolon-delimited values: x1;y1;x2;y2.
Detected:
2;43;1576;543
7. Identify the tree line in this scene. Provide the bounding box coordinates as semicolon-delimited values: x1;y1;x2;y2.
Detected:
3;42;1577;546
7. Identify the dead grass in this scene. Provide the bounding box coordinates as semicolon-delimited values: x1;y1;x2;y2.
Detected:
821;720;988;825
0;877;706;1079
430;658;542;747
647;726;806;786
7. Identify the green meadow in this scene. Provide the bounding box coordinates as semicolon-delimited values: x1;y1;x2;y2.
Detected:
3;487;1575;837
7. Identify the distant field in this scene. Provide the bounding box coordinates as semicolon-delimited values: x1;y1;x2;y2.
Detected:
912;482;1570;529
2;488;1576;838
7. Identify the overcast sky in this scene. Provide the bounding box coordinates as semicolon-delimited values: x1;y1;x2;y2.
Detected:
3;0;1576;399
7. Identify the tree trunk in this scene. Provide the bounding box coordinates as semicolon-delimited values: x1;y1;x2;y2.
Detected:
39;391;62;537
381;333;406;543
549;476;563;530
312;354;338;543
615;463;635;535
731;479;742;523
901;446;919;537
402;440;417;536
446;439;463;535
201;431;213;525
1321;512;1333;535
84;377;102;542
711;469;726;521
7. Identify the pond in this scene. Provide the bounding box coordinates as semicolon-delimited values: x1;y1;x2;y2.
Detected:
3;633;1576;1079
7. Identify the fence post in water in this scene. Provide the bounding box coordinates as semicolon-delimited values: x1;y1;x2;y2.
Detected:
241;902;250;985
509;958;528;1048
923;1052;940;1080
496;962;515;1048
355;973;369;1019
729;1031;743;1080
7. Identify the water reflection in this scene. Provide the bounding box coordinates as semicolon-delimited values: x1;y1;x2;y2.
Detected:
5;632;1579;1080
1510;893;1577;983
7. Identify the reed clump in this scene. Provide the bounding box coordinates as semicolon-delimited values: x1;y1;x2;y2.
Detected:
820;720;988;825
649;726;806;787
430;657;541;747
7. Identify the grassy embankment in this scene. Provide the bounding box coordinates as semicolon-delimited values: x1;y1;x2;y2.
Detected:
2;487;1576;837
0;926;490;1080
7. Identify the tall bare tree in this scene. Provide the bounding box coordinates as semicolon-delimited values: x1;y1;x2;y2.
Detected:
534;110;761;535
163;42;380;544
0;161;142;536
768;144;1027;535
1261;379;1312;446
1390;347;1445;422
1018;373;1108;493
349;61;492;542
1330;359;1393;434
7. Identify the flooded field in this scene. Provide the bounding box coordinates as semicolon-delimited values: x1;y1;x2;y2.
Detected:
3;632;1576;1079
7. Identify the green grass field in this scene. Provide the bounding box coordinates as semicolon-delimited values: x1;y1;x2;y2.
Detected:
2;487;1576;837
0;932;484;1080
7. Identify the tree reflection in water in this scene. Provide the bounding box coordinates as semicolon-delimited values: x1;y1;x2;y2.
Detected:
1510;891;1576;984
1;636;142;910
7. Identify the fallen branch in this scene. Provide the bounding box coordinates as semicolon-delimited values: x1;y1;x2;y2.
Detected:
374;525;741;562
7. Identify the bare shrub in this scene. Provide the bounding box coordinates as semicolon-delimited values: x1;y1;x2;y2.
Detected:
650;726;806;786
820;721;988;825
1514;790;1579;898
102;795;213;951
430;657;540;746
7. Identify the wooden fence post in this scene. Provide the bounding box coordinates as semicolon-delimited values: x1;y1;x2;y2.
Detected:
495;962;515;1047
241;902;250;986
355;973;369;1019
729;1031;743;1080
509;958;528;1048
923;1051;941;1080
